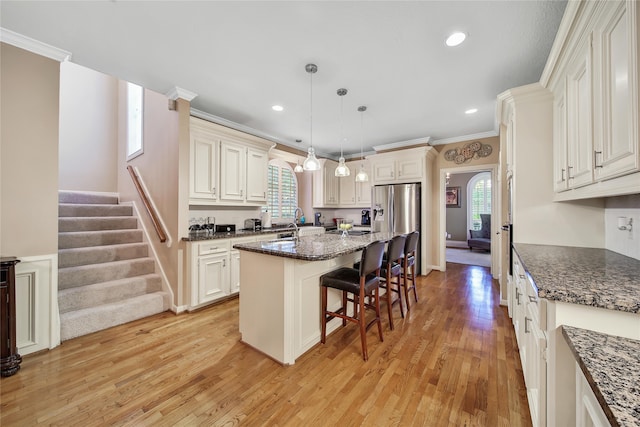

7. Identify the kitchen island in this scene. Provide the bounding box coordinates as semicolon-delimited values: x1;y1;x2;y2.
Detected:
233;232;396;365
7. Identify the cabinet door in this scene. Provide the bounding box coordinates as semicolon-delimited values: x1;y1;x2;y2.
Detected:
553;88;569;192
339;173;356;206
220;141;246;201
593;1;639;180
246;148;268;202
525;302;547;427
190;133;218;200
323;162;339;206
566;35;594;188
230;249;241;294
396;157;423;180
353;160;372;206
372;159;396;183
198;252;229;303
576;364;609;427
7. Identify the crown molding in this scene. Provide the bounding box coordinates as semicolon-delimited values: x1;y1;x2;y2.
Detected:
430;130;498;146
190;107;332;159
0;27;71;62
372;136;431;152
166;86;198;102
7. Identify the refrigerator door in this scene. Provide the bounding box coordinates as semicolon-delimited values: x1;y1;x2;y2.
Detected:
392;183;420;234
372;185;393;233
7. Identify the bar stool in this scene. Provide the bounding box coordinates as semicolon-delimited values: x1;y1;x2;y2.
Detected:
379;235;406;330
320;240;386;361
402;231;420;309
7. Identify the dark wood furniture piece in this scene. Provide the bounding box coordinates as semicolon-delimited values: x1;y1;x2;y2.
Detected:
468;213;491;252
379;235;406;330
1;257;21;377
401;231;420;310
320;240;386;361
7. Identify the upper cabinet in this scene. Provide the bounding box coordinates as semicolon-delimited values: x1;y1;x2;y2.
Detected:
546;0;640;199
313;159;372;208
370;152;424;184
189;117;273;206
312;159;340;208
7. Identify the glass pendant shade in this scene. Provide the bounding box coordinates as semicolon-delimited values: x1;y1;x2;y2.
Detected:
335;156;350;177
355;163;368;182
303;147;321;171
294;160;304;173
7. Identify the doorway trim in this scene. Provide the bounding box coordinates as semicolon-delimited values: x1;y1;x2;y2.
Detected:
438;163;500;279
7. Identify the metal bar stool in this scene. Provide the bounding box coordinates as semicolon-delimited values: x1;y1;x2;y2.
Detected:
401;231;420;309
379;234;406;330
320;240;386;361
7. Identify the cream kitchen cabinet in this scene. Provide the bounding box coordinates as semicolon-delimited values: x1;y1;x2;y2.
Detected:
187;240;231;310
338;168;356;206
335;160;372;207
189;117;273;206
229;233;276;295
575;363;609;427
312;159;339;208
547;0;640;200
369;152;424;184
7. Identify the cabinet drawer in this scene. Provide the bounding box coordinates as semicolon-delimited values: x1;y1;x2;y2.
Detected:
198;241;230;255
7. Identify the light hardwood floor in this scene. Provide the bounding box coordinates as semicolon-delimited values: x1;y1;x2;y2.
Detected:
1;263;531;426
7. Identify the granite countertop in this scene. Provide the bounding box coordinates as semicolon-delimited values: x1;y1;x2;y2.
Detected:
233;232;397;261
181;223;339;242
512;244;640;314
562;326;640;427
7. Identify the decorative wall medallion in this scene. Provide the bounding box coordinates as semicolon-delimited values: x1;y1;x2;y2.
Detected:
444;141;493;164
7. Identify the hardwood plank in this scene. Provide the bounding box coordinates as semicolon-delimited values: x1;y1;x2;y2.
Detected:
0;263;531;426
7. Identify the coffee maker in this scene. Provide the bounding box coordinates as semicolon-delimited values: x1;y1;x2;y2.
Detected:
361;209;371;226
314;212;322;226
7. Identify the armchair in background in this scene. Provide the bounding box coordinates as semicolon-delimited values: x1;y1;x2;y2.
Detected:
468;213;491;252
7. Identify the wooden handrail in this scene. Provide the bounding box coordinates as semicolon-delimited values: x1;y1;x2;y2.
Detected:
127;165;167;243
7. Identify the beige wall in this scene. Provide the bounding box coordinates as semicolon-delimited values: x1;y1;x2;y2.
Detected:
59;62;118;192
0;43;59;257
117;83;181;305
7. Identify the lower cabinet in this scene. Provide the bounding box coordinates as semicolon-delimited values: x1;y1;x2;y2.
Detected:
512;251;547;427
575;363;609;427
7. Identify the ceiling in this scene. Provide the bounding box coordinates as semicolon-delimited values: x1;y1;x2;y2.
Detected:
0;1;566;158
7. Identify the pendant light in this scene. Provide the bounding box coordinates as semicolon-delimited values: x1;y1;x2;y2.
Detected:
355;106;369;182
302;64;321;171
334;88;351;177
294;158;304;173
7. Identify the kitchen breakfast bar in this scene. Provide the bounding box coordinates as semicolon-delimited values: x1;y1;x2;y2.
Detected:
233;232;395;365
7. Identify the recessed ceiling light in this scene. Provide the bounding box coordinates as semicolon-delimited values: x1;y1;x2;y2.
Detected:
465;108;478;115
272;105;284;112
446;32;467;47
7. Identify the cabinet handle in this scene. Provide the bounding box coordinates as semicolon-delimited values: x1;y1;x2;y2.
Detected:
212;187;216;196
240;189;243;197
524;317;531;333
594;151;603;168
516;288;521;305
352;197;355;202
223;259;226;267
567;166;574;179
528;295;538;304
519;274;525;279
561;168;565;182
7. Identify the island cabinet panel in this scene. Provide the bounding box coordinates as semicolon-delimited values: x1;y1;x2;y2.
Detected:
575;363;609;427
238;250;360;365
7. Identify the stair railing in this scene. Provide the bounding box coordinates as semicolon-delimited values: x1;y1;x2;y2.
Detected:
127;165;168;243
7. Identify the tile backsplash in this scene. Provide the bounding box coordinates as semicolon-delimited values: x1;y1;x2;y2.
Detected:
604;194;640;260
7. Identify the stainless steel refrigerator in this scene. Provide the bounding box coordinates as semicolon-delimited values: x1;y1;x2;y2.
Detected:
372;183;421;272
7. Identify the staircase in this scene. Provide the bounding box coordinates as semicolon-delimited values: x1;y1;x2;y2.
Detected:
58;191;170;341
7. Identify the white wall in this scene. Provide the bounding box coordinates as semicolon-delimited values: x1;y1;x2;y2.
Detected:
604;194;640;260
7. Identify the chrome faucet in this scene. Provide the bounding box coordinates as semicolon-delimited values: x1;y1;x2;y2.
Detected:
287;222;299;242
294;207;303;224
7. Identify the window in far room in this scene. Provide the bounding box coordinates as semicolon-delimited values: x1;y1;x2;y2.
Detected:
263;159;298;220
126;82;144;160
467;171;491;231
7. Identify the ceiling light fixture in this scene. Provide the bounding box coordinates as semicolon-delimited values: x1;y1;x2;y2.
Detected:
294;158;304;173
334;88;350;177
355;106;369;183
445;31;466;47
272;105;284;112
303;64;321;171
465;108;478;114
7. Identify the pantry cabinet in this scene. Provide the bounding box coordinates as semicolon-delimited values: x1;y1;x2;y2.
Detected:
189;117;273;206
547;0;640;200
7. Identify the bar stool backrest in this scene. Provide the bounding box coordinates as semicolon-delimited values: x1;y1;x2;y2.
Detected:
404;231;420;256
358;240;386;277
387;235;406;265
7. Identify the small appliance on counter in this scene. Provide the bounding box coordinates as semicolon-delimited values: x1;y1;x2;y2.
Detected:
243;218;262;231
314;212;322;226
361;209;371;226
261;210;272;228
215;224;236;233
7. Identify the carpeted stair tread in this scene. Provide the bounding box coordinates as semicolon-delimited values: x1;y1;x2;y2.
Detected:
58;274;162;313
59;258;156;289
59;243;149;268
59;203;132;217
60;292;170;341
59;216;138;232
59;229;143;249
59;191;118;205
